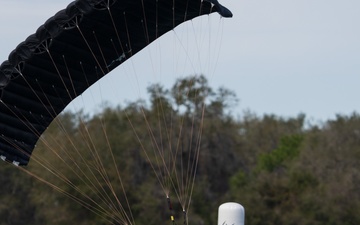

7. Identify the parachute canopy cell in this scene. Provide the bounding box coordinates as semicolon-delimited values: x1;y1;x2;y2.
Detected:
0;0;232;166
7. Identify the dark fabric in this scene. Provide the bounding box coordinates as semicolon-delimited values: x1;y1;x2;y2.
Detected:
0;0;232;165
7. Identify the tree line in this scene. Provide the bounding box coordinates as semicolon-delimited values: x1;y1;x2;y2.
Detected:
0;76;359;225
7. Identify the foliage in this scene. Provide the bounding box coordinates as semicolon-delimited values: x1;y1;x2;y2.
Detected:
257;134;304;172
1;76;360;225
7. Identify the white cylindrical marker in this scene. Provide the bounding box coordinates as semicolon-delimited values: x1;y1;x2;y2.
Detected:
218;202;245;225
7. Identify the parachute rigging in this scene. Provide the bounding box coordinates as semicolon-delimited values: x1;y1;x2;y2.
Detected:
0;0;232;166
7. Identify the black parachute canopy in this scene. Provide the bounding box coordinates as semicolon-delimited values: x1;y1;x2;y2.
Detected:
0;0;232;166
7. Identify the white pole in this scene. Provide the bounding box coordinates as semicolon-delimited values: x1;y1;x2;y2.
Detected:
217;202;245;225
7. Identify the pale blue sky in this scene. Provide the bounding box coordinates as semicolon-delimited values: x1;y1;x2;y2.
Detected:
1;0;359;123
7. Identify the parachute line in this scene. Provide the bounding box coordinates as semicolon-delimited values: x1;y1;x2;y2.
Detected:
0;0;232;224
